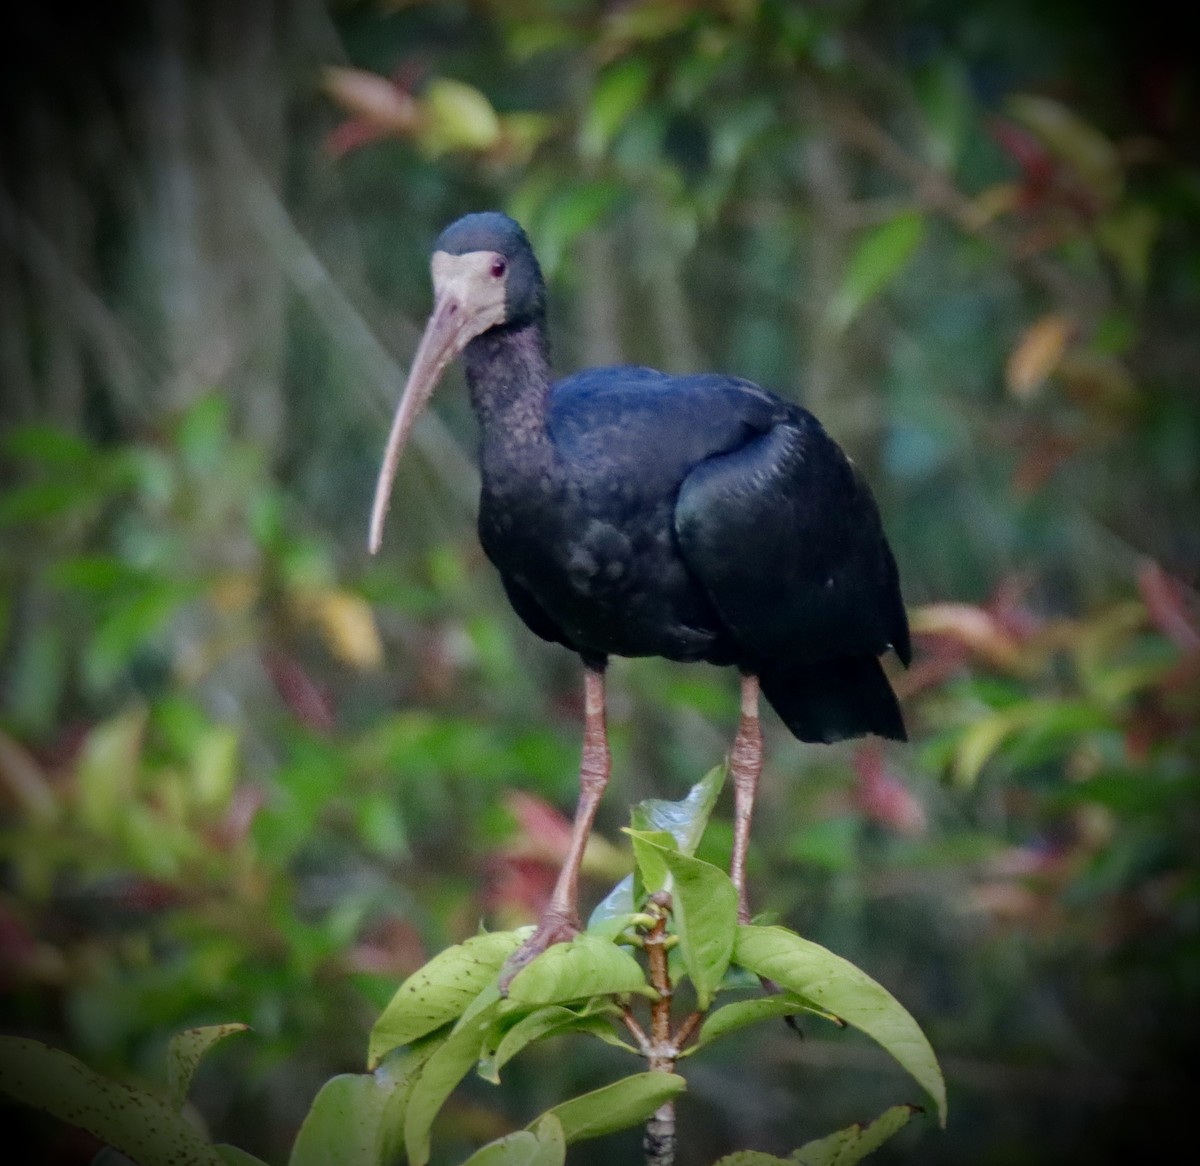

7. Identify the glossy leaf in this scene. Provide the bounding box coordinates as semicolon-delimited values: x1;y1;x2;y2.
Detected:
459;1114;566;1166
167;1024;249;1110
369;930;524;1066
506;934;654;1006
693;996;816;1052
288;1063;414;1166
631;765;726;855
0;1037;225;1166
480;1001;620;1083
733;926;946;1126
658;845;739;1009
709;1154;789;1165
627;827;677;894
404;1001;502;1166
540;1071;687;1143
589;767;726;927
790;1105;921;1165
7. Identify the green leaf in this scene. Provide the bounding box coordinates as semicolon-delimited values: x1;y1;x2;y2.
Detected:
632;765;725;855
189;727;240;811
76;708;147;835
694;997;815;1052
422;78;501;153
506;934;653;1006
459;1114;566;1166
733;926;946;1126
580;58;653;160
790;1104;921;1165
175;394;230;473
289;1053;422;1166
828;213;925;331
710;1104;920;1165
0;480;94;525
2;423;94;465
914;58;970;172
369;930;524;1066
540;1072;686;1143
584;903;641;940
711;1154;790;1165
658;847;738;1009
85;583;194;695
1096;204;1159;291
627;828;677;894
167;1024;249;1110
214;1147;271;1166
480;1001;619;1083
0;1036;225;1166
529;180;624;277
951;704;1039;787
404;1001;502;1166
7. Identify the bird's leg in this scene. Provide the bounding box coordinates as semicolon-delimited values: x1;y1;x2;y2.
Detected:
729;673;763;925
499;665;610;993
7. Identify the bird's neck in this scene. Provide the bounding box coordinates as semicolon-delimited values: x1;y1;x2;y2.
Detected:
463;320;553;444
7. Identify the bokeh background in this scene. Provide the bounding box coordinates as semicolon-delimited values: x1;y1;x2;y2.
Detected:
2;1;1198;1163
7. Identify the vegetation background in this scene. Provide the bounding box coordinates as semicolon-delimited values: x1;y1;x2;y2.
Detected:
1;1;1197;1163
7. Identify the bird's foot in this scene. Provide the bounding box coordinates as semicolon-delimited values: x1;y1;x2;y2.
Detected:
498;908;581;995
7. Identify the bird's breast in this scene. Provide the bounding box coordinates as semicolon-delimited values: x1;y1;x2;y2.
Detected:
478;469;728;664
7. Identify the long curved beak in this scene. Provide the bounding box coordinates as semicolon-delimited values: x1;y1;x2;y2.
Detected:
368;252;506;553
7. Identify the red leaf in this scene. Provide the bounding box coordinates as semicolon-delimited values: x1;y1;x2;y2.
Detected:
852;743;926;836
347;915;427;977
262;648;336;732
1138;560;1200;655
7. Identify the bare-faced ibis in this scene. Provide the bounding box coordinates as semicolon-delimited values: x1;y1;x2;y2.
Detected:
370;212;910;986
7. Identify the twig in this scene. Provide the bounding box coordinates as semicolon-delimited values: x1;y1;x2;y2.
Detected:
642;895;676;1166
672;1010;704;1051
621;1005;651;1054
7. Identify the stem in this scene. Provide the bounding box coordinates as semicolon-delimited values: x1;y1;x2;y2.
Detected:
643;898;676;1166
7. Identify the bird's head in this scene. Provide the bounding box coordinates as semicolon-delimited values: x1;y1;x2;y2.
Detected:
369;212;543;553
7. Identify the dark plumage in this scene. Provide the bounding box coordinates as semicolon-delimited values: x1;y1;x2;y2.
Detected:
370;211;910;985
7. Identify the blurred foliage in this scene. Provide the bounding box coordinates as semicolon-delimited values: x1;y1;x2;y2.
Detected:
2;0;1199;1163
0;773;942;1166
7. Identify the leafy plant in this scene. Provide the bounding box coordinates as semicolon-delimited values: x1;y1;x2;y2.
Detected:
0;772;944;1165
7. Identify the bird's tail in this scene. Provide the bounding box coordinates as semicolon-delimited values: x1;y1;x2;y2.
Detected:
757;655;907;744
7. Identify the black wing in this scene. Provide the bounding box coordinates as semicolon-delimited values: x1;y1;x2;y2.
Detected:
674;410;909;743
496;571;576;652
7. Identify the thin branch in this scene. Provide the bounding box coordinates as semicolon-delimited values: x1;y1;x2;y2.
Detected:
642;896;677;1166
621;1005;651;1054
671;1010;704;1051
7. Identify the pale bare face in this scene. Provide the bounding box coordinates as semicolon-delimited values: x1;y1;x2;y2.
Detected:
368;249;511;553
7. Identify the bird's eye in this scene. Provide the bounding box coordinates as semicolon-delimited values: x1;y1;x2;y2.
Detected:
490;257;507;279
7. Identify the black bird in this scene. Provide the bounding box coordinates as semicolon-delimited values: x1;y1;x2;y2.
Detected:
370;212;910;985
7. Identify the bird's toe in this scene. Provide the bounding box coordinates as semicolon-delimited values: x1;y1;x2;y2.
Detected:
497;909;581;995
